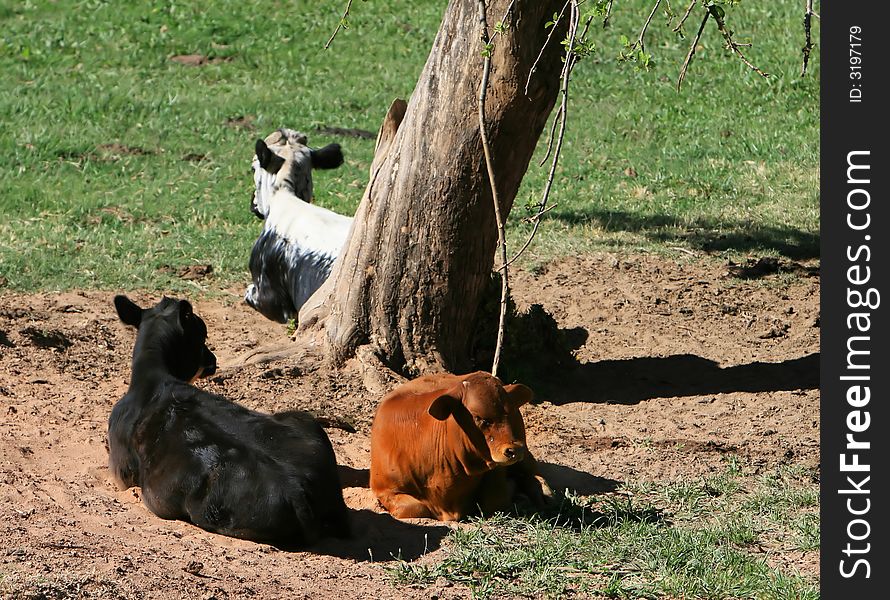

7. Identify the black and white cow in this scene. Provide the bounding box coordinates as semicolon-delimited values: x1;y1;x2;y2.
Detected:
108;295;350;545
245;129;352;323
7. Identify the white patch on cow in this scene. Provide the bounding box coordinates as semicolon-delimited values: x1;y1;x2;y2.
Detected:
264;189;352;258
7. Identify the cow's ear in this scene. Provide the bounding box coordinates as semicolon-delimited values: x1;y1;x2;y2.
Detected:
310;143;344;170
255;139;286;174
428;392;461;421
178;299;193;324
114;295;143;329
504;383;534;408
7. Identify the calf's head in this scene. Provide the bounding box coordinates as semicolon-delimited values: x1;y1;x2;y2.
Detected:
250;128;344;219
427;372;533;467
114;295;217;382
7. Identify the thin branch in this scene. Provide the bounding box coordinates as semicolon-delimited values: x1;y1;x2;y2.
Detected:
325;0;355;50
636;0;662;53
496;0;518;34
708;4;769;79
539;104;563;167
507;219;543;270
540;12;592;167
526;0;572;96
800;0;816;76
603;0;614;28
577;14;596;55
522;203;558;222
676;8;709;91
477;0;509;378
673;0;697;34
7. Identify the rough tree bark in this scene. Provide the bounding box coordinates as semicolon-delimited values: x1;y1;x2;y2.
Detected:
301;0;568;375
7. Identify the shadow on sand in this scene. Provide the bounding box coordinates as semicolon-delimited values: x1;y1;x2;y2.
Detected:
539;352;819;405
309;509;451;562
537;462;620;496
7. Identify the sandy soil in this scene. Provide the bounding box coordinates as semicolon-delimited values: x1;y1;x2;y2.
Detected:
0;253;819;599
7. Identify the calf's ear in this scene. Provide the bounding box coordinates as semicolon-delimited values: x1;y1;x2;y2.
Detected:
178;300;193;323
310;143;344;170
114;295;143;329
255;139;286;174
504;383;534;409
428;392;462;421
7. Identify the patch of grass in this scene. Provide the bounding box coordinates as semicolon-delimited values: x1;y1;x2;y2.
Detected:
0;0;817;292
391;461;819;599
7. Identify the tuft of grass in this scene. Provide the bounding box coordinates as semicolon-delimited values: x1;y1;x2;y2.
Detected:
1;0;818;293
390;461;819;599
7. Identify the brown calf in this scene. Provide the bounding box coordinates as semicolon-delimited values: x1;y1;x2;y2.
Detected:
370;371;551;521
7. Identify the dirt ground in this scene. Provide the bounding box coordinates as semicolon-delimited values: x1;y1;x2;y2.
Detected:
0;253;820;599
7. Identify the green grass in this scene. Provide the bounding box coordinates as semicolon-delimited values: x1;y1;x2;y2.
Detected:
511;1;820;266
390;460;820;599
0;0;818;292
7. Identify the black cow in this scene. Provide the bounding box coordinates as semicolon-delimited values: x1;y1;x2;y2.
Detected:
107;295;349;545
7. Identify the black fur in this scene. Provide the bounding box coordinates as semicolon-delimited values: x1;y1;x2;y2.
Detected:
246;230;336;324
310;143;344;170
107;296;349;545
256;139;285;174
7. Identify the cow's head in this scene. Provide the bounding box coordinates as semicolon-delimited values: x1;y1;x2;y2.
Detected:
250;128;344;219
427;372;533;467
114;295;217;383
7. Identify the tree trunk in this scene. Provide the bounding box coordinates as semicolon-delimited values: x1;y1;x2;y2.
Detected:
301;0;567;375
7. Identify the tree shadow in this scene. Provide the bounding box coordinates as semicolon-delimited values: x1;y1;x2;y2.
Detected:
537;462;619;496
530;477;668;534
536;352;819;405
477;294;818;405
546;207;819;260
474;298;590;385
545;497;669;533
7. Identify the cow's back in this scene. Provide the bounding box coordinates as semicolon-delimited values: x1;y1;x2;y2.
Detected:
117;381;348;544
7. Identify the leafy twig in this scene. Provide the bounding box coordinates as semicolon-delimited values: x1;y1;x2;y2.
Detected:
603;0;614;28
540;11;593;167
526;0;572;96
708;3;769;79
477;0;509;378
496;0;518;34
325;0;355;50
